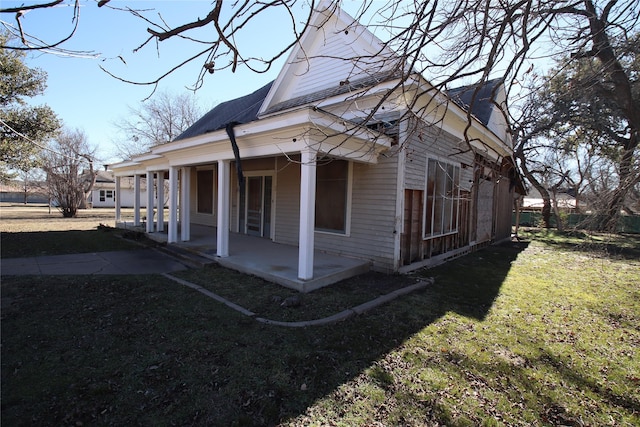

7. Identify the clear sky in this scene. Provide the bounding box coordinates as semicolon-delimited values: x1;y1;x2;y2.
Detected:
3;1;305;166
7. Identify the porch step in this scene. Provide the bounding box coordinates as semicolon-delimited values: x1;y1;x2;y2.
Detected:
159;244;216;268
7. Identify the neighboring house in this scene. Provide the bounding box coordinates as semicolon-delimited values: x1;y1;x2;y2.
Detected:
521;187;579;212
91;170;167;208
0;181;48;204
89;170;117;208
111;3;522;283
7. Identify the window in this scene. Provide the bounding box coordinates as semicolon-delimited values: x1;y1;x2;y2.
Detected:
315;159;349;234
424;159;460;238
99;190;105;202
106;190;113;199
197;170;214;214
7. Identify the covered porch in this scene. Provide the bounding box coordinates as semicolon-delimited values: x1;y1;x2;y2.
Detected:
110;107;392;291
117;221;370;292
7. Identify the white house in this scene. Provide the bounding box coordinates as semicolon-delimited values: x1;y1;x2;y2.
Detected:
110;3;522;289
90;170;170;209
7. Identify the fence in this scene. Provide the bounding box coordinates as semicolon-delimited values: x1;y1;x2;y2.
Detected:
513;211;640;234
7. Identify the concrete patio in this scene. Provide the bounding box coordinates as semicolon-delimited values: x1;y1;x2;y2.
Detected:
117;222;370;292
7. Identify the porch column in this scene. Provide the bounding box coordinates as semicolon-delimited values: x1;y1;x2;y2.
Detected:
157;171;165;232
217;159;230;257
180;166;191;241
133;174;141;226
298;148;317;280
146;171;154;233
168;166;179;243
115;176;121;222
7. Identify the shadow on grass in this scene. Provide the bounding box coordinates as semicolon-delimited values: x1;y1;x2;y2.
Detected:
414;241;530;321
1;242;530;426
0;229;143;258
522;229;640;261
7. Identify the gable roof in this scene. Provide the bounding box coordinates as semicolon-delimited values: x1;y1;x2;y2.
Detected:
95;170;115;183
173;76;503;144
447;78;502;126
258;1;402;117
264;70;402;115
172;3;504;146
174;81;274;141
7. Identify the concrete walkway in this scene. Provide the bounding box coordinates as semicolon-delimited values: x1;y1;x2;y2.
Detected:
1;249;188;276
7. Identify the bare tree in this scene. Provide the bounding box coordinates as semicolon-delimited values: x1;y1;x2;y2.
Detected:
2;1;638;224
2;1;636;115
41;128;97;217
111;90;204;159
514;32;639;231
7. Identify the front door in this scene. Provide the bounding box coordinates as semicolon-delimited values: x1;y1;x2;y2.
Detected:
243;175;272;238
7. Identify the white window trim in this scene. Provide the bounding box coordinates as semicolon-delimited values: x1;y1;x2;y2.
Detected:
422;157;461;240
315;160;352;237
238;170;276;240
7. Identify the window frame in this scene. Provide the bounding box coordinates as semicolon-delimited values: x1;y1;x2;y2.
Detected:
196;167;215;215
423;158;461;240
314;158;352;236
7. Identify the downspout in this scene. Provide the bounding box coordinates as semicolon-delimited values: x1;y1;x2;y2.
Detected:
225;122;244;194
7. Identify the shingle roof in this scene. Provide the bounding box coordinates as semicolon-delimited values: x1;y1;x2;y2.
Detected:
174;76;501;142
447;78;502;126
263;70;404;115
174;81;274;141
173;71;404;142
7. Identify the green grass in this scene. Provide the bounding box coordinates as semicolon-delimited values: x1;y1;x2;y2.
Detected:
2;232;639;426
173;265;419;322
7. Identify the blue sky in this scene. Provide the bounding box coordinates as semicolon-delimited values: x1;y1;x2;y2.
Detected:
4;1;539;167
3;1;309;165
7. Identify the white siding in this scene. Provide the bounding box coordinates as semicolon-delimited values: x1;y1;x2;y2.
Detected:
315;156;399;272
92;176;151;208
403;121;475;191
264;8;398;112
291;35;356;98
274;156;301;245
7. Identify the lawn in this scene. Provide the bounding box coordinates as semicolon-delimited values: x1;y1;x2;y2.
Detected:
0;204;142;257
1;206;639;426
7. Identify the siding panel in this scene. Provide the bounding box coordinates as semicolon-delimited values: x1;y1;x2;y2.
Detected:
315;157;399;272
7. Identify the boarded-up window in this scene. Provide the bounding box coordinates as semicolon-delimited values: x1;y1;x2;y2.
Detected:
315;159;348;233
424;159;460;238
401;189;424;265
197;170;214;214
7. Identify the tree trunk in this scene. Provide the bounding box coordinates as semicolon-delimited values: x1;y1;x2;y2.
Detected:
515;149;553;229
513;196;522;237
80;156;97;210
584;1;640;231
541;198;552;229
551;188;564;232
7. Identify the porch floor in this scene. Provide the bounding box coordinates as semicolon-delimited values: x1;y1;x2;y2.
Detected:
117;222;370;292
